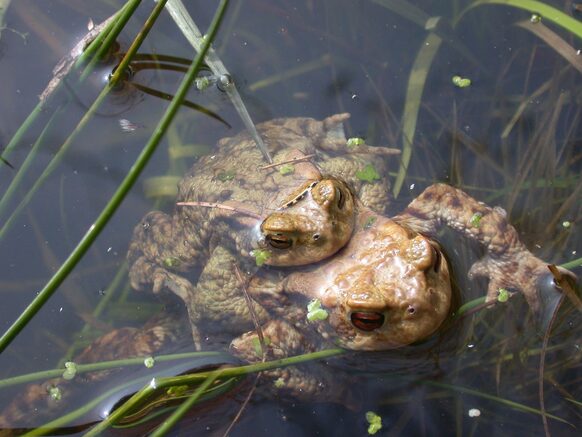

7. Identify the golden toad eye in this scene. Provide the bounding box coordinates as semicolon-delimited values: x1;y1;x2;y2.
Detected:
336;187;345;209
266;234;293;250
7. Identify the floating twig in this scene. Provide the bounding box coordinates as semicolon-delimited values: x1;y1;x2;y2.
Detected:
177;201;262;219
224;264;267;436
259;154;316;170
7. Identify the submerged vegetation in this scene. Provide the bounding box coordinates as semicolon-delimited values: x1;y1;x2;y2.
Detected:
0;0;580;435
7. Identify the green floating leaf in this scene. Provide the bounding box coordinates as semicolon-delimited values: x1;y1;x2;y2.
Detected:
347;137;365;148
470;212;483;227
497;288;509;303
307;299;329;321
356;164;381;183
365;411;382;435
452;75;472;88
279;163;295;175
195;76;211;90
530;13;541;23
48;385;62;401
62;362;77;380
251;249;271;266
163;257;182;268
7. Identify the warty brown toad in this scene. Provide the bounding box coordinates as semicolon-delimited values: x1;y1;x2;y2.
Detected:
0;115;575;428
128;114;399;348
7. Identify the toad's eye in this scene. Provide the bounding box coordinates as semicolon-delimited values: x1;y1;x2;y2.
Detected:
350;312;385;331
266;234;293;250
429;244;442;273
336;187;345;210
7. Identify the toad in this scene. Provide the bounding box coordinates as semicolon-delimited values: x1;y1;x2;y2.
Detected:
128;114;399;347
0;115;575;428
130;115;576;397
228;183;576;400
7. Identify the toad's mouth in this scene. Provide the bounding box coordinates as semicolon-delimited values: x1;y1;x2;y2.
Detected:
350;311;385;332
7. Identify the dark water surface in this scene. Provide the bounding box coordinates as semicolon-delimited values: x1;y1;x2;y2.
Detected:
0;0;580;435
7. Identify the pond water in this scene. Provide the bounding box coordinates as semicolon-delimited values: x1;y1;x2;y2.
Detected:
0;0;580;435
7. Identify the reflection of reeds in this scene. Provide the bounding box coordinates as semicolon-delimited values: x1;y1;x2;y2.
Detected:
0;0;580;435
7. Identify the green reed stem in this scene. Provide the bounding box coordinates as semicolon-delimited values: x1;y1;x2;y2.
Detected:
461;0;582;40
0;1;137;221
0;0;171;354
424;380;571;425
0;4;124;176
84;347;343;436
392;31;443;198
149;369;223;437
0;351;224;390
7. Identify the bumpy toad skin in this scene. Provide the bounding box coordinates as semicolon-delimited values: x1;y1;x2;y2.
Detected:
228;184;576;400
257;178;356;266
244;212;451;351
2;118;577;425
128;114;397;346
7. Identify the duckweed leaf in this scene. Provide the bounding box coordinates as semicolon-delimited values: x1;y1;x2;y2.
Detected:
356;164;381;183
347;137;365;148
452;75;472;88
279;163;295;175
163;257;182;268
470;212;483;227
48;385;62;401
251;249;271;266
363;216;377;229
62;362;77;380
307;299;329;321
365;411;382;435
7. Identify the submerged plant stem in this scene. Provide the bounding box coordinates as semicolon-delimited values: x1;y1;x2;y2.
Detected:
462;0;582;40
393;31;442;197
84;347;343;436
0;0;217;354
0;2;137;225
149;369;222;437
165;0;272;163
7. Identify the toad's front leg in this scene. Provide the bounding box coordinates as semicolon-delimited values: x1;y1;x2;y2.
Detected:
393;183;576;311
127;210;208;295
230;320;359;407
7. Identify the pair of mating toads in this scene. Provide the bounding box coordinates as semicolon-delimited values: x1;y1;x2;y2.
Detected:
0;114;576;429
125;113;574;399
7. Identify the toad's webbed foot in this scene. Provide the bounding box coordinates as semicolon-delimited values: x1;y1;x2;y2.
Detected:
468;253;575;312
128;256;196;302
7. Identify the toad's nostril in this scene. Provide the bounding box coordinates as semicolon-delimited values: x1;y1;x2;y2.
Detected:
350;312;385;331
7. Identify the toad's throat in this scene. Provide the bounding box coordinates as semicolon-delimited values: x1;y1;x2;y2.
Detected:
350;311;385;331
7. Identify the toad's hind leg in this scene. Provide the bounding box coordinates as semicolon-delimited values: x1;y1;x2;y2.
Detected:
182;245;269;348
393;183;577;312
230;320;359;407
